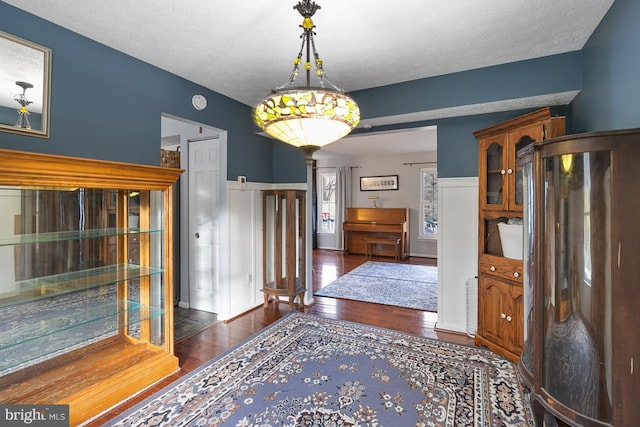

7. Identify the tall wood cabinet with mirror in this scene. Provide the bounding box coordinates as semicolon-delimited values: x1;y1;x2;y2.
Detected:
473;108;565;361
518;129;640;426
0;149;182;425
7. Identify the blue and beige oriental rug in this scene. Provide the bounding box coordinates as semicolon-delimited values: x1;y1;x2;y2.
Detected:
105;313;533;426
314;261;439;312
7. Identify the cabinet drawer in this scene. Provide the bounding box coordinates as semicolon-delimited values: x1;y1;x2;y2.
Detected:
479;256;522;283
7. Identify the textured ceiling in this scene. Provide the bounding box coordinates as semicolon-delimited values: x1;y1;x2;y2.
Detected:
2;0;614;156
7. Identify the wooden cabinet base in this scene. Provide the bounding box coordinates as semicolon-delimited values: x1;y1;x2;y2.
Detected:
0;336;179;426
475;334;520;362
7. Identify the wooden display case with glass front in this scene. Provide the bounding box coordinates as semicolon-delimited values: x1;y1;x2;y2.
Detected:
262;189;306;309
519;129;640;427
0;149;182;425
473;108;565;361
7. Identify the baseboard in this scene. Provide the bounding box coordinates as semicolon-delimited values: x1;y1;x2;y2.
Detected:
434;322;467;335
178;301;190;309
408;253;437;259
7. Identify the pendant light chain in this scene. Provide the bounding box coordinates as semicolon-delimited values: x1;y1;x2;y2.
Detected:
253;0;360;152
276;2;341;92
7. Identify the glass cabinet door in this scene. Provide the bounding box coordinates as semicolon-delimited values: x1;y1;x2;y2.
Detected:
482;137;506;209
509;124;541;211
262;189;306;308
541;151;612;423
0;186;166;375
520;159;534;379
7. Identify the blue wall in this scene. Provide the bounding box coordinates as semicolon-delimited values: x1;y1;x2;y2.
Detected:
0;2;291;183
1;1;637;182
572;0;640;132
350;52;582;178
353;53;582;120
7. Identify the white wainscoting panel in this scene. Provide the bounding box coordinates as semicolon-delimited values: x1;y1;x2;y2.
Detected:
436;177;478;334
223;183;260;319
223;181;307;320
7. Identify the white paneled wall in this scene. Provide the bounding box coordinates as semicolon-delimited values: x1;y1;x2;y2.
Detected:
224;182;262;319
436;177;478;333
223;180;307;320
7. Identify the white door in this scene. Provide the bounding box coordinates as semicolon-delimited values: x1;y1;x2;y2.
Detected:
188;137;220;313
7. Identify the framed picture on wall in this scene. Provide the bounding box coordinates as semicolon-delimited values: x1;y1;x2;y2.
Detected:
360;175;399;191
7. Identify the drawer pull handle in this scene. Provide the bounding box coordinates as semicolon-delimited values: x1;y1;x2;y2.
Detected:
506;316;512;322
513;272;520;278
507;168;513;174
490;266;496;272
501;169;506;175
501;313;506;319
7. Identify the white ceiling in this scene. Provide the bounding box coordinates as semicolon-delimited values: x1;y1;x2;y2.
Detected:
3;0;614;157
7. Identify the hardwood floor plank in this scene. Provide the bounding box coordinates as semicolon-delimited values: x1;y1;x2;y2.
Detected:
86;250;474;426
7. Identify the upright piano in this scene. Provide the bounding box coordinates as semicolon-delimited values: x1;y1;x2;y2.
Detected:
343;207;409;259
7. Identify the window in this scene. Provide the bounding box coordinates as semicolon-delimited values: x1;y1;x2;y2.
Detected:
420;167;438;238
317;171;336;233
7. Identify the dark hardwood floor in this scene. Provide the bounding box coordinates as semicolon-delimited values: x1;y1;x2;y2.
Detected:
87;249;474;426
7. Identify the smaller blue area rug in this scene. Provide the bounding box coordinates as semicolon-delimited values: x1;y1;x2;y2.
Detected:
314;261;438;312
105;313;533;426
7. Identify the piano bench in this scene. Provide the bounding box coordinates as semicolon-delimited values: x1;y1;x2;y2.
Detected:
365;237;402;260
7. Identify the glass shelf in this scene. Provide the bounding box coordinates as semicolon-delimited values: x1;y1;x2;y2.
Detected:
0;299;163;375
0;263;163;309
0;227;161;247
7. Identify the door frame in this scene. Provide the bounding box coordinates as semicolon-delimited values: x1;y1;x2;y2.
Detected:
180;132;228;315
160;114;227;314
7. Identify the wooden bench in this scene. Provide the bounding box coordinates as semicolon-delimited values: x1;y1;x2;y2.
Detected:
365;237;402;260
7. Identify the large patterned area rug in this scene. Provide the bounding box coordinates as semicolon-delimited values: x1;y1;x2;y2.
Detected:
106;313;533;426
314;261;438;311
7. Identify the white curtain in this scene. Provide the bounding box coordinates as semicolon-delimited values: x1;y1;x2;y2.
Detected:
334;166;352;250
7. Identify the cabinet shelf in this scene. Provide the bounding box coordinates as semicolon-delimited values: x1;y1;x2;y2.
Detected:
264;278;305;294
0;299;163;375
0;264;163;308
0;227;161;247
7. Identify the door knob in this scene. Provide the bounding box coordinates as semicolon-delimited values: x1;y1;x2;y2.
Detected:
195;232;200;238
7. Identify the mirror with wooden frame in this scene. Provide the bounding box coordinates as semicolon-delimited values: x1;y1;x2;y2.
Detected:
0;30;51;138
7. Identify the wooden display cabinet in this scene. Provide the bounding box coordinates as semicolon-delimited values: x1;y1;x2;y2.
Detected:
0;149;182;426
262;189;306;309
519;129;640;426
473;108;565;361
